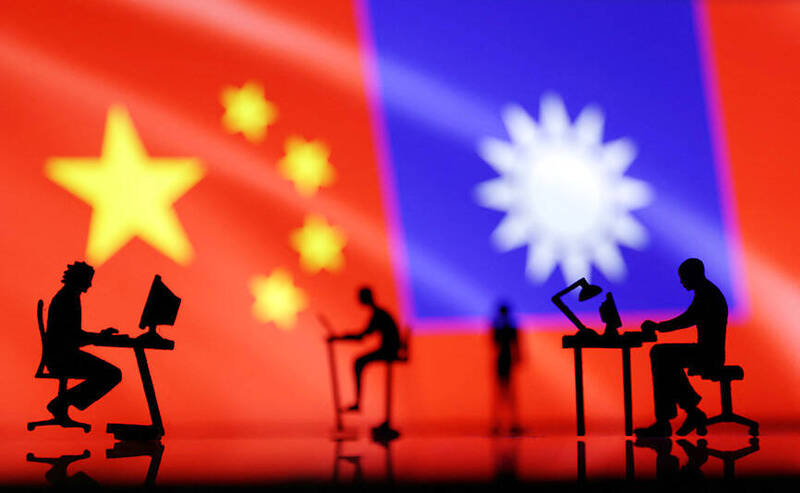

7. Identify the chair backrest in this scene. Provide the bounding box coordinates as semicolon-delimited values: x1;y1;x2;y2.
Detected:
34;299;49;378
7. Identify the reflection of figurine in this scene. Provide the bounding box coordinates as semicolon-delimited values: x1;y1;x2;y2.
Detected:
493;437;519;484
638;437;760;481
705;437;759;480
106;440;165;486
26;450;98;487
490;303;522;435
332;440;363;484
577;440;636;481
676;439;708;480
634;438;680;480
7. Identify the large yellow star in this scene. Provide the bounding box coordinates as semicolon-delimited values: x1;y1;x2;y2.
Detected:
46;105;204;265
290;215;346;273
277;136;335;196
250;269;308;330
221;81;277;142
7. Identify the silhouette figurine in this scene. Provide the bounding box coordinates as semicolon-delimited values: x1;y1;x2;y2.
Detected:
328;287;401;412
490;302;522;435
43;262;122;425
635;258;726;437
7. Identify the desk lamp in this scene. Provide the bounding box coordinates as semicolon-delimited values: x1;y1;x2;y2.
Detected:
551;278;602;334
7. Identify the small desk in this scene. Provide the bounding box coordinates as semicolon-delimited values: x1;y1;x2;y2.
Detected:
92;334;174;440
562;332;645;436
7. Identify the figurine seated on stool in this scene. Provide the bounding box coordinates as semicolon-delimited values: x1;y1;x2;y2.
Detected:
634;258;725;438
40;262;122;427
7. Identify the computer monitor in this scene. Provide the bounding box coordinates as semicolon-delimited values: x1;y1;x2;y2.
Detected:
139;275;181;336
599;293;622;337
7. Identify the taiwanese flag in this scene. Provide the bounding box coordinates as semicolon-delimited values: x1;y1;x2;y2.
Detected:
1;0;799;447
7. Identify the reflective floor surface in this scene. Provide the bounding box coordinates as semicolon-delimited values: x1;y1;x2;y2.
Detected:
2;428;798;487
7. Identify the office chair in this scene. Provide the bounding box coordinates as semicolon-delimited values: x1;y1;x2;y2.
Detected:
690;364;758;436
27;299;91;433
372;326;410;443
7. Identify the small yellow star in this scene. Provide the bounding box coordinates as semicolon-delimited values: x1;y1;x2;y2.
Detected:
46;105;204;265
250;269;308;330
221;81;277;142
290;215;346;273
277;136;335;196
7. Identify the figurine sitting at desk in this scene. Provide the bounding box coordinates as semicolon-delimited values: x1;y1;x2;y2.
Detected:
328;287;401;412
634;258;726;438
44;262;122;424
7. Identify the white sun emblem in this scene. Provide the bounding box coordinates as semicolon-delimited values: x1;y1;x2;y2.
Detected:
475;93;654;284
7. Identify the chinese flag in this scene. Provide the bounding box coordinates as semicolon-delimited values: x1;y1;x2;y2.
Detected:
0;0;400;432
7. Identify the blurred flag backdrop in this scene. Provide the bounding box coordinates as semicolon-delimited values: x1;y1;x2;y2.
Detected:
0;0;798;434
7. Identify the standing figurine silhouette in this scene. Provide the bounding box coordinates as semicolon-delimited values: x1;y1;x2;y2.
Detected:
328;287;401;412
635;258;726;437
42;262;122;424
491;302;522;435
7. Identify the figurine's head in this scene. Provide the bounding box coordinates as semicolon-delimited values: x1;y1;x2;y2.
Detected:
678;258;706;291
498;303;510;316
61;261;94;293
358;286;375;307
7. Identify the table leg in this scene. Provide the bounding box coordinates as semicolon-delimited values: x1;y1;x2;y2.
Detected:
134;346;164;434
574;347;585;436
106;347;164;440
622;347;632;436
577;440;586;482
326;341;343;432
625;439;634;480
106;440;164;486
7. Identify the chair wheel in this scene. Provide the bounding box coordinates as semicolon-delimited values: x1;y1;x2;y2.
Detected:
749;425;759;436
82;425;91;433
26;423;35;431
